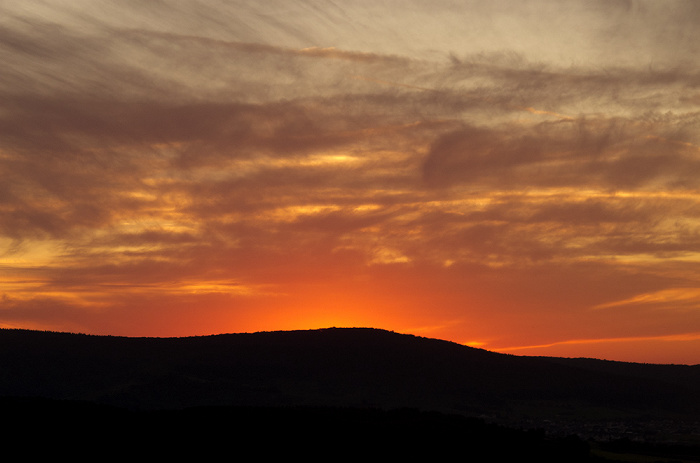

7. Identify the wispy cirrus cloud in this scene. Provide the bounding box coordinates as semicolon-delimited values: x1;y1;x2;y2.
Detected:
2;1;700;363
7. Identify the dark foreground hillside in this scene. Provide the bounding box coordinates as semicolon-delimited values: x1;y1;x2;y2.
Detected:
2;397;593;461
1;327;699;460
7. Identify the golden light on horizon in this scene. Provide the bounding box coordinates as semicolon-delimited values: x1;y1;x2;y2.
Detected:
2;1;700;364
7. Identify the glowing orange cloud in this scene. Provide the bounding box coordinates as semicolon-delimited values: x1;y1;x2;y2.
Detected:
2;1;700;366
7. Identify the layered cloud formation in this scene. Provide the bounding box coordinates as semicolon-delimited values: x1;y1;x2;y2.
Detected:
2;1;700;363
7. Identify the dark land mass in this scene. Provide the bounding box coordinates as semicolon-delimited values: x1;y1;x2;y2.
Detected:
2;327;699;461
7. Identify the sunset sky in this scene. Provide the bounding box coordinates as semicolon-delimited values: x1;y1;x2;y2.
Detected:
2;0;700;364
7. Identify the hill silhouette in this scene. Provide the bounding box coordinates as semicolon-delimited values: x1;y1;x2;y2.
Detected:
2;327;700;460
2;327;699;414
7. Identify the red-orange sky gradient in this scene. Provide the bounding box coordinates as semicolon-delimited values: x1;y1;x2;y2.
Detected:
3;1;700;364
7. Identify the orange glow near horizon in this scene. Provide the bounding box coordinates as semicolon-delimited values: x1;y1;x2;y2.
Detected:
2;1;700;365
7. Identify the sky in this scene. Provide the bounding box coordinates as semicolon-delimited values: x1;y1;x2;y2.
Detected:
2;0;700;365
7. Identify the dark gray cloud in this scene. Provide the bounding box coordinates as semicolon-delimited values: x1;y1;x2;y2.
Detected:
423;115;700;191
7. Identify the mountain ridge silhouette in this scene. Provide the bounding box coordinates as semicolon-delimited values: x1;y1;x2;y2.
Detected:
4;326;700;460
2;326;699;421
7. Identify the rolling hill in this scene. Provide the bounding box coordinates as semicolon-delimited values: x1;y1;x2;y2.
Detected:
1;327;699;459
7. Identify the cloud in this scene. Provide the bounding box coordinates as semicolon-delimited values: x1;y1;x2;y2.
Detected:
423;115;700;190
2;1;700;362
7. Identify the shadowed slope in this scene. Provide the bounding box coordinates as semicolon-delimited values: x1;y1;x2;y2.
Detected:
1;327;699;420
